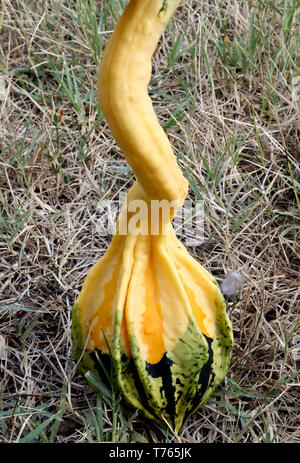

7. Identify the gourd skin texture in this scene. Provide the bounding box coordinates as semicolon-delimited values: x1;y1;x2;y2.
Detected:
72;0;233;432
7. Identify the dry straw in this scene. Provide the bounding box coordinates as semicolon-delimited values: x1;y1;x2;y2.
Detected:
0;0;299;443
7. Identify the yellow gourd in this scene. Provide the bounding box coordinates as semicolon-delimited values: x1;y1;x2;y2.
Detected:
72;0;233;432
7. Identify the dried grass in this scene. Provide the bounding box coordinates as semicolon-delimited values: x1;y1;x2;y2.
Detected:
0;0;299;443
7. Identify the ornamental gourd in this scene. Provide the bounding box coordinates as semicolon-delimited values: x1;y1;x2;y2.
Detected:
72;0;233;432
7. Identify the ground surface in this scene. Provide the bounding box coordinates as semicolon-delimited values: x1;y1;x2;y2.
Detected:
0;0;299;443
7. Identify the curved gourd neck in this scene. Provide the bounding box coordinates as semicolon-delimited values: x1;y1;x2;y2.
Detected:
158;0;182;22
98;0;188;207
